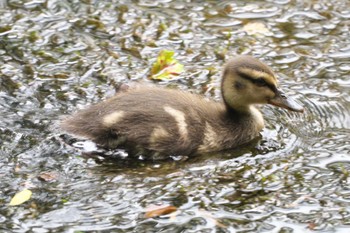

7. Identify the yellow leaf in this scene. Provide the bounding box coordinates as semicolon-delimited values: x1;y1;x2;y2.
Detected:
150;50;184;80
9;189;32;206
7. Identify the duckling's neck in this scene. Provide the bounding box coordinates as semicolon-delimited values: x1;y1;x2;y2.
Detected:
224;103;265;132
224;101;250;114
248;105;265;131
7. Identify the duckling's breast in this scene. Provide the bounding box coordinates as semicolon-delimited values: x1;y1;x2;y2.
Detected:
196;109;263;153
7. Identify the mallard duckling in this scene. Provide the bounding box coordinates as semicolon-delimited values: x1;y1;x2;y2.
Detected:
61;55;303;158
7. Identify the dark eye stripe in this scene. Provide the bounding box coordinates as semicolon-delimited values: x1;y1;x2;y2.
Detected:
254;78;267;86
237;71;276;91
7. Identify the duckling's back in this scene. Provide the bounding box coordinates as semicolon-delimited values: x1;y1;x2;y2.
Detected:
61;86;259;157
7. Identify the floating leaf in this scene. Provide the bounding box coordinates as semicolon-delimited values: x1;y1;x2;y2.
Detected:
150;50;184;80
144;205;177;218
38;171;58;182
9;189;32;206
308;222;317;230
243;22;270;36
286;195;312;208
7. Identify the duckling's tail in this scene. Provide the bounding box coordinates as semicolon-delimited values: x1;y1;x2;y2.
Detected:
60;111;109;144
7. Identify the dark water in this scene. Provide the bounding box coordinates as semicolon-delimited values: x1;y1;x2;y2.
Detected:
1;0;349;232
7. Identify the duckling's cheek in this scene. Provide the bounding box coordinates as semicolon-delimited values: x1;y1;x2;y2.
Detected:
103;111;125;127
234;81;245;90
164;106;188;139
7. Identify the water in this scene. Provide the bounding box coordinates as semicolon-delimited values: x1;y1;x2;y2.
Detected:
0;0;349;232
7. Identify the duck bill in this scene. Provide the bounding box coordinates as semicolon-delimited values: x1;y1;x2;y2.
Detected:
268;90;304;112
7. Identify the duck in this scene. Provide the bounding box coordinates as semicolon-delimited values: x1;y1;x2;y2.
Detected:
61;55;303;159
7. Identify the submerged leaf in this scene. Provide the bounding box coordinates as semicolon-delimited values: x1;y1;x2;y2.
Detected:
243;22;270;36
144;205;177;218
9;189;32;206
150;50;184;80
199;209;227;228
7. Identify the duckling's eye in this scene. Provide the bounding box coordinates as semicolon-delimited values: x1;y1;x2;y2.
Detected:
254;78;267;87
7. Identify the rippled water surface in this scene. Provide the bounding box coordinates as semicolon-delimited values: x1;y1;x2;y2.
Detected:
1;0;350;232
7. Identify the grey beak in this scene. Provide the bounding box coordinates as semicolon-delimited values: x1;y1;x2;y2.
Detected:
268;90;304;112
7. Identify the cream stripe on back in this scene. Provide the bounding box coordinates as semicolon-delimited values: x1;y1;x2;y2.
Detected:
164;106;188;140
197;122;220;152
150;126;169;144
103;111;125;127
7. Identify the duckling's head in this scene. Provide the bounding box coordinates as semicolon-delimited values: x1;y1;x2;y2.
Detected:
221;55;303;113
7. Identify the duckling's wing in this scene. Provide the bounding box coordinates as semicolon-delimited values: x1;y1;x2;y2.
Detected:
61;87;220;156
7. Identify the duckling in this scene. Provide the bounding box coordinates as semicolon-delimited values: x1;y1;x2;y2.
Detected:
61;55;303;158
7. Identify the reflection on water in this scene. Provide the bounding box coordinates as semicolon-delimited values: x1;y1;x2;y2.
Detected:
0;0;350;232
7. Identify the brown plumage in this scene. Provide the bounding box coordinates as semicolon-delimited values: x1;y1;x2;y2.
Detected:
61;55;303;158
